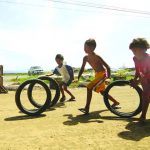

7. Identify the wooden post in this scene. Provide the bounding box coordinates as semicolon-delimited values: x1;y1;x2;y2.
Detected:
0;65;8;93
0;65;3;86
0;76;3;86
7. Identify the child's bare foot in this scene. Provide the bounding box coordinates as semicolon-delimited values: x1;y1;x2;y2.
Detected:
60;96;66;102
78;108;89;115
68;96;76;102
111;102;120;109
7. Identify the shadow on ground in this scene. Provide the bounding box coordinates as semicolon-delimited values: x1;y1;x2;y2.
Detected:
4;114;46;121
63;109;142;127
100;116;137;122
53;102;66;108
63;109;108;125
118;119;150;141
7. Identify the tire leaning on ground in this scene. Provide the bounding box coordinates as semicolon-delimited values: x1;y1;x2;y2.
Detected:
15;79;51;116
103;80;143;118
27;76;60;108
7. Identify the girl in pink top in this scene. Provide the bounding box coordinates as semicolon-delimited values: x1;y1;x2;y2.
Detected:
129;38;150;122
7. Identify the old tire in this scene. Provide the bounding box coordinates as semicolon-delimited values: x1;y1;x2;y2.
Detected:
103;80;142;118
28;76;60;108
15;79;51;116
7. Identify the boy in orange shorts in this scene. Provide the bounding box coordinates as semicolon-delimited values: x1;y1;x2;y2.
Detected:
78;39;119;114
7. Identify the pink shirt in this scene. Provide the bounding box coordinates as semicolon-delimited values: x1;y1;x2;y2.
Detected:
133;53;150;80
134;53;150;100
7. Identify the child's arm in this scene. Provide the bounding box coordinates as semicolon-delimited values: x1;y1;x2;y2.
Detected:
46;68;60;76
78;56;87;80
133;71;139;81
130;71;140;87
98;56;111;78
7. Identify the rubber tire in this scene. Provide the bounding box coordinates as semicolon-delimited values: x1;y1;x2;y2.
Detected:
15;79;51;116
28;76;60;108
103;80;142;118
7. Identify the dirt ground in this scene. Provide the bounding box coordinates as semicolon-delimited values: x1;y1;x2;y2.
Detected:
0;88;150;150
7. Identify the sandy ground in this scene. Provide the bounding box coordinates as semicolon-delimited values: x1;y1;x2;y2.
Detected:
0;88;150;150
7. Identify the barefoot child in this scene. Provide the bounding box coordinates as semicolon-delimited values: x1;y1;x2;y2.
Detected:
47;54;75;102
129;38;150;122
78;39;119;114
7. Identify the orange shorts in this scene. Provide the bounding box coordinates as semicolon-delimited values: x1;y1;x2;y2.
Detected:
87;71;106;93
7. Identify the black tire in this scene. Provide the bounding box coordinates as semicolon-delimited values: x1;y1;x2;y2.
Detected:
28;76;60;108
15;79;51;116
103;80;142;118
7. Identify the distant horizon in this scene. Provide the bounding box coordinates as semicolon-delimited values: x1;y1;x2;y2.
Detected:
3;66;134;74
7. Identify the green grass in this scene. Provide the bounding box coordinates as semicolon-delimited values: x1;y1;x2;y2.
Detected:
10;74;39;84
5;71;135;88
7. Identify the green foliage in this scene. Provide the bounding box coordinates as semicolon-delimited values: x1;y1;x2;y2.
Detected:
5;68;135;87
10;75;39;84
111;68;135;81
126;75;134;81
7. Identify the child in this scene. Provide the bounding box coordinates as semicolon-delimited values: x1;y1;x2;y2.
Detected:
129;38;150;122
47;54;75;102
78;39;119;114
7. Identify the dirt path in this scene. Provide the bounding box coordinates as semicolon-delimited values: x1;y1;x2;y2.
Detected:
0;88;150;150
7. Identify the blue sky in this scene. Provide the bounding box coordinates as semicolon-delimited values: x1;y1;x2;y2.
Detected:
1;0;150;73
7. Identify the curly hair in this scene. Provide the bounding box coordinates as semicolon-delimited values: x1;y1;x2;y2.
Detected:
129;38;150;50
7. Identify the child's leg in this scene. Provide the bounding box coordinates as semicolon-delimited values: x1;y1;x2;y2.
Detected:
108;94;120;106
140;92;150;121
100;91;119;106
85;88;93;111
79;88;92;114
140;100;149;121
59;83;66;102
63;85;75;99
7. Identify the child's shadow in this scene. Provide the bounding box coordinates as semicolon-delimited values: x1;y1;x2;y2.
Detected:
118;119;150;141
63;109;108;126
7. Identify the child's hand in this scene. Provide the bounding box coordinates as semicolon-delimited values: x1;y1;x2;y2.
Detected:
130;79;139;87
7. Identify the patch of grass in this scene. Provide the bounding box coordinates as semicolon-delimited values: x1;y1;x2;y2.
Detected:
10;75;39;84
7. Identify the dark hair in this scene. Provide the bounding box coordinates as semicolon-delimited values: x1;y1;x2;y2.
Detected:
55;54;64;61
129;38;150;50
85;38;96;50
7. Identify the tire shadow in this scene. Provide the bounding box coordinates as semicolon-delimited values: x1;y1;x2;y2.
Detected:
100;116;137;122
45;107;56;112
18;107;56;113
118;119;150;141
4;114;46;121
53;102;66;108
63;109;108;126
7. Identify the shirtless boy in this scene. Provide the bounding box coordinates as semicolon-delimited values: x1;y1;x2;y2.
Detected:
78;39;119;114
